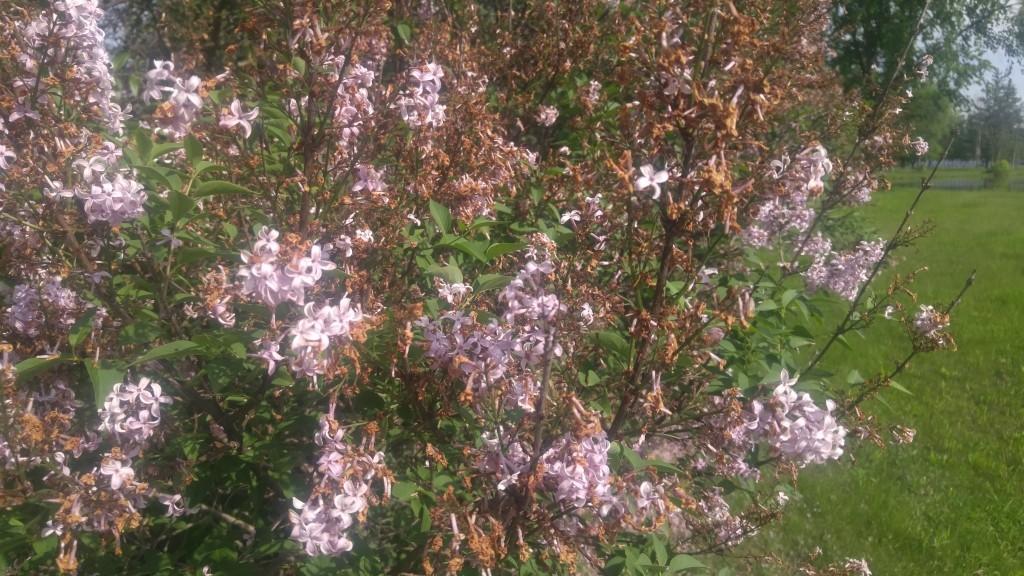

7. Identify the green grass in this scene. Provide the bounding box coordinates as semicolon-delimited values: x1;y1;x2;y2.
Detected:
738;172;1024;575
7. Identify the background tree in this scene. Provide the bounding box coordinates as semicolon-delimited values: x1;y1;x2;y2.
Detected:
830;0;1024;101
951;74;1024;164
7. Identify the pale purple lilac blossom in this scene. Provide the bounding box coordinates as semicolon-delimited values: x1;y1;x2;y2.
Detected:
804;239;885;301
219;99;260;138
634;164;669;200
395;62;447;128
417;255;564;412
909;137;929;156
744;371;847;466
290;409;389;556
97;376;173;452
536;105;559;126
742;145;834;247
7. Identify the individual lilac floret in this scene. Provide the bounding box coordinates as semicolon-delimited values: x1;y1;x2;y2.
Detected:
634;164;669;200
351;164;388;202
745;371;846;466
97;376;172;451
219;99;260;138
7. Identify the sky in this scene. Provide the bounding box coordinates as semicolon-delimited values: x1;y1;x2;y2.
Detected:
968;49;1024;101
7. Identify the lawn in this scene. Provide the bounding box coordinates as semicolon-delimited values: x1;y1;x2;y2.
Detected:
736;168;1024;575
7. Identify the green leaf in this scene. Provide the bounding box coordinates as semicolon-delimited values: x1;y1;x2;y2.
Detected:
149;142;183;163
134;131;154;164
14;355;74;384
184;134;203;166
193;160;226;177
429;199;452;234
396;22;412;44
668;554;705;572
847;369;865;385
194;180;258;198
431;474;454;490
474;273;513;293
782;289;800;307
484;242;527;261
128;340;204;366
594;330;631;359
392;481;418;502
168;189;196;222
889;380;913;395
290;55;307;77
86;360;125;406
619;444;645;470
651;533;668;566
450;238;488;263
425;263;463;284
135;165;179;191
68;308;98;349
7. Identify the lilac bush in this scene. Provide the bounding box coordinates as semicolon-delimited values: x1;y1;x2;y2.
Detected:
0;0;969;574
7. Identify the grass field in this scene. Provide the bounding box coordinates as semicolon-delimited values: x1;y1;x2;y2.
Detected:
736;167;1024;575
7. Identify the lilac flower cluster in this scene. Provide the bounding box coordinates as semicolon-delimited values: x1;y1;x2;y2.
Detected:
744;371;846;466
690;390;761;480
13;2;148;227
395;62;447;128
290;409;389;556
73;166;147;226
911;304;952;350
742;145;834;248
539;432;614;511
97;376;172;452
236;227;366;381
237;227;338;309
330;61;376;146
41;373;179;570
44;448;156;571
143;60;204;138
5;274;86;340
909;137;929;156
417;255;563;412
288;299;364;379
804;239;885;301
0;371;94;475
695;488;756;547
535;105;559;127
477;429;616;514
18;0;129;133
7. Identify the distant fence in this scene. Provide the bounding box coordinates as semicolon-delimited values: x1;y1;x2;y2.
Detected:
923;159;989;169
